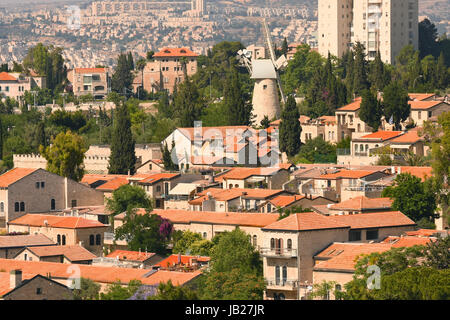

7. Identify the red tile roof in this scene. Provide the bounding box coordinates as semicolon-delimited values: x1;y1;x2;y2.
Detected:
0;259;200;286
262;212;349;232
336;97;362;111
154;48;199;57
358;131;403;141
189;188;284;204
381;236;433;247
409;100;443;110
154;254;210;268
397;166;433;181
405;229;445;237
215;167;283;181
389;131;423;144
269;195;307;208
96;176;129;191
329;211;416;229
117;208;280;228
136;173;179;185
9;214;108;229
23;245;97;262
408;93;436;101
0;234;54;248
106;250;156;262
81;174;128;185
0;168;38;188
329;196;393;211
0;72;17;81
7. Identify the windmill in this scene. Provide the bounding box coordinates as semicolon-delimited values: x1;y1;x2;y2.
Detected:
237;18;288;126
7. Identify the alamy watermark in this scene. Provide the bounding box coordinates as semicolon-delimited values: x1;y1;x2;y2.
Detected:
366;265;381;290
67;5;81;31
67;264;81;290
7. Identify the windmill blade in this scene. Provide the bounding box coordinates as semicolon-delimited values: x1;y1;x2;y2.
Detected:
262;18;277;66
276;71;287;105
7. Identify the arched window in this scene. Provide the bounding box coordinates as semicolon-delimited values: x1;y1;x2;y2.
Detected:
360;144;364;152
14;202;19;212
57;234;61;245
89;235;94;246
156;186;161;192
229;184;233;189
273;293;279;300
20;202;25;212
0;202;4;212
287;239;292;250
96;234;101;245
365;144;369;152
270;238;275;250
234;184;239;188
282;266;287;284
203;232;207;239
252;235;257;247
51;199;56;211
62;235;66;245
278;293;285;300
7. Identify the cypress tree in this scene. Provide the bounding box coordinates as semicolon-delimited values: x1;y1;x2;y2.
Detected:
279;95;302;157
223;68;252;125
127;52;135;71
352;42;369;96
171;76;205;128
359;89;382;132
112;53;133;94
35;121;46;150
436;52;448;89
108;102;136;174
281;38;289;56
369;51;390;91
0;116;3;160
382;82;410;131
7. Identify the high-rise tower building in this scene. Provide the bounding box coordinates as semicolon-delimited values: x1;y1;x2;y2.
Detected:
318;0;418;64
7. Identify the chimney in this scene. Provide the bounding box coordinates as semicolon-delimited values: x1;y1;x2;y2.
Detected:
10;270;22;289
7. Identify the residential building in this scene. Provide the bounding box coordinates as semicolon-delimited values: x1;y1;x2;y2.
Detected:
312;196;392;215
408;100;450;127
7;214;109;256
1;271;73;300
0;168;105;226
0;72;46;105
0;234;55;259
13;245;97;264
93;250;164;268
318;0;419;64
261;210;416;300
143;47;198;94
67;68;110;100
215;167;291;190
153;254;210;270
259;194;335;213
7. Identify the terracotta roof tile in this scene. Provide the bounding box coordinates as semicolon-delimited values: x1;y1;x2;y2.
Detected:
358;131;403;141
329;211;416;229
408;93;436;101
96;176;129;191
0;234;54;249
397;166;433;181
154;254;210;268
409;100;443;110
24;245;97;262
190;188;284;203
381;236;433;247
0;168;38;188
319;169;378;180
390;131;423;144
74;68;107;74
9;214;108;229
336;97;362;111
330;196;393;211
269;195;306;207
0;259;199;286
154;47;199;57
0;72;17;81
106;250;156;262
137;173;179;184
262;212;349;232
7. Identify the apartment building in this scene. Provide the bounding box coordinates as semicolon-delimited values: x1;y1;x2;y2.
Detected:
0;168;105;226
318;0;419;64
67;68;110;100
143;48;198;94
0;72;46;104
261;210;415;300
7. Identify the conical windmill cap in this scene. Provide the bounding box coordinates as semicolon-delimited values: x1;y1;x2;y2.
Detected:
251;59;277;80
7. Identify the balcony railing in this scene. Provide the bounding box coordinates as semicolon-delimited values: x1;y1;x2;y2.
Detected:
266;279;299;289
260;248;297;257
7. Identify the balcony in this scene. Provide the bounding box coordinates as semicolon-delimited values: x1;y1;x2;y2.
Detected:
266;279;299;290
260;247;297;258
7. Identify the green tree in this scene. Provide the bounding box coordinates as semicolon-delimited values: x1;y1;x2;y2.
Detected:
359;89;382;132
161;140;178;171
310;280;339;300
100;280;142;300
279;95;301;157
149;280;198;300
106;184;152;216
435;52;449;89
114;209;172;255
351;42;369;96
418;18;440;59
72;277;100;300
382;173;438;226
293;137;337;164
108;102;137;174
281;37;289;57
223;67;252;126
382;81;410;130
111;53;133;94
369;51;390;91
39;130;86;182
0;116;3;160
172;230;203;254
171;75;205;128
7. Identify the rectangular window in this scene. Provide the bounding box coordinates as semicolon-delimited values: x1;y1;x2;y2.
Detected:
366;229;379;240
71;200;77;207
41;182;45;188
36;288;42;294
349;230;362;241
36;182;40;189
15;202;19;212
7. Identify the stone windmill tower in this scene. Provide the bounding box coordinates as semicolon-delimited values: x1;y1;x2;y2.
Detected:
238;19;288;126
